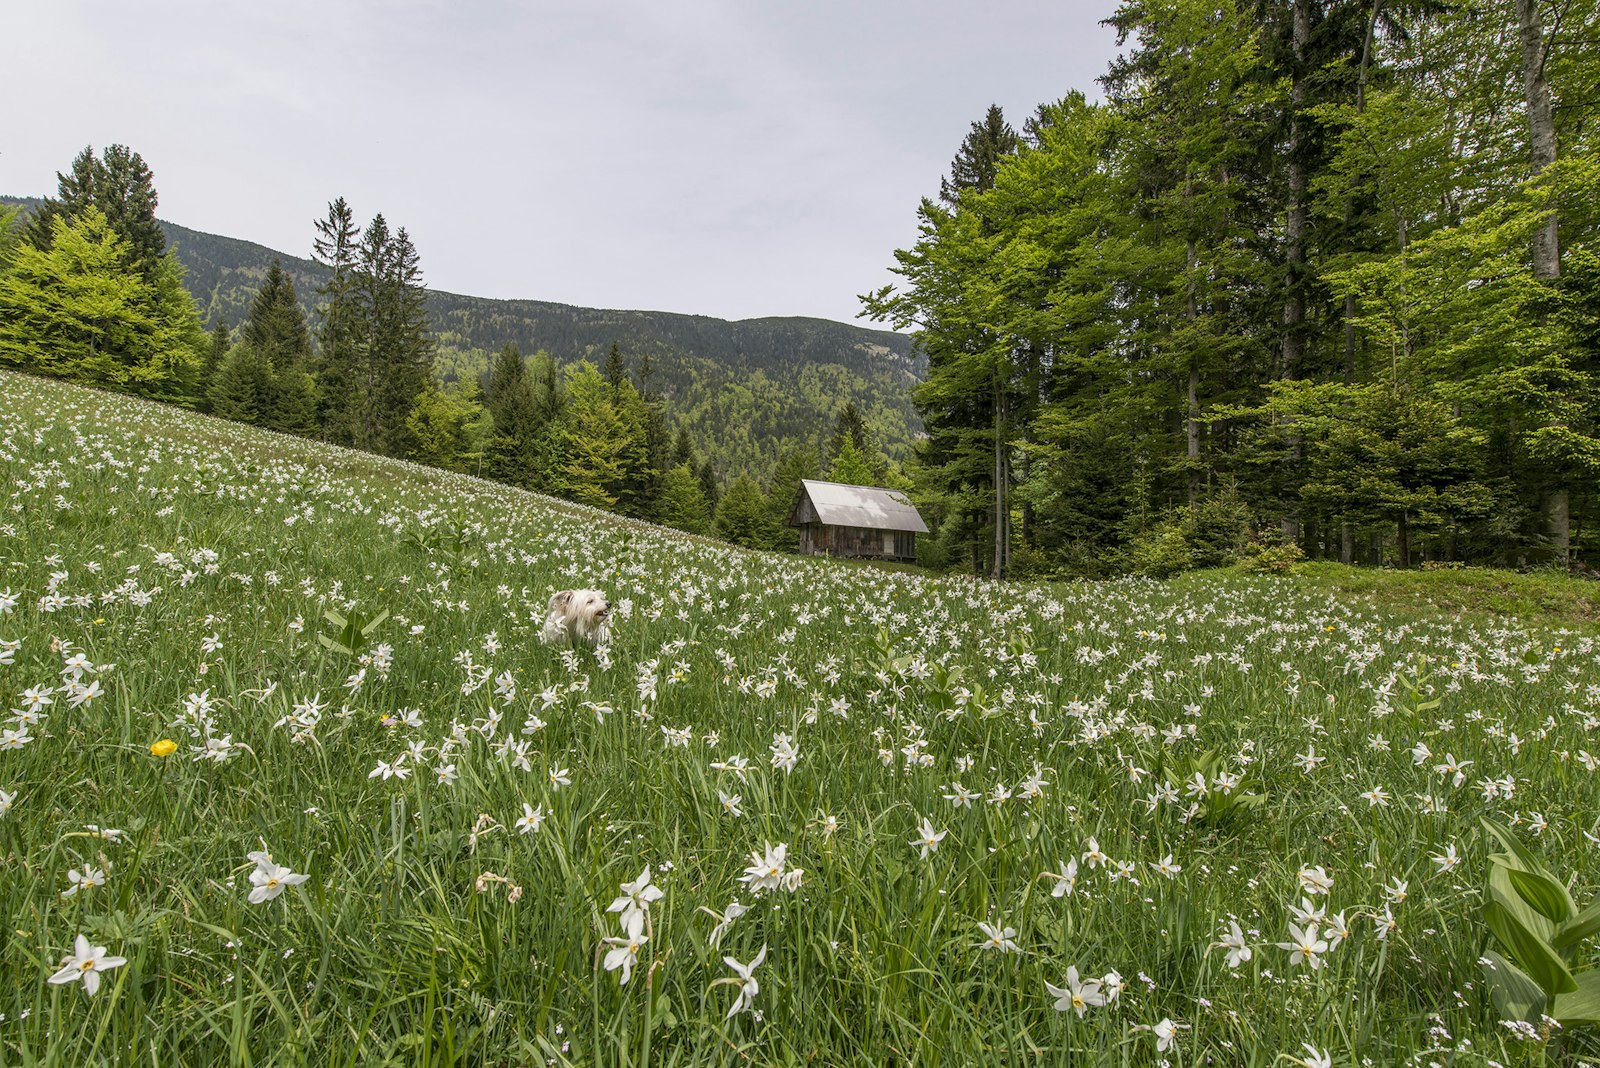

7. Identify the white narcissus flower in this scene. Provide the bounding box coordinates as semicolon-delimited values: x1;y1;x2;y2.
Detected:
1277;923;1329;969
1045;966;1105;1017
740;842;803;894
722;944;767;1019
1151;1018;1179;1053
974;921;1019;954
514;802;545;835
249;859;310;903
1211;919;1253;969
48;935;127;995
0;787;16;817
1048;858;1079;898
607;866;664;933
602;922;648;985
911;818;947;859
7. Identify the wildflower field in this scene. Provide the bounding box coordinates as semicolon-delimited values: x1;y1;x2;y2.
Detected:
2;371;1599;1067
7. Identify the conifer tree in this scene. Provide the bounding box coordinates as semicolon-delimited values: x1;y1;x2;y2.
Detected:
207;342;273;425
603;341;627;390
657;462;712;534
484;343;540;487
26;145;165;280
238;260;316;432
0;208;200;393
311;197;363;444
697;456;721;511
557;361;629;508
715;473;775;548
199;319;230;410
766;446;819;550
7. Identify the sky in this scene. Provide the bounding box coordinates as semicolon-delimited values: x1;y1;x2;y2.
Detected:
2;1;1122;327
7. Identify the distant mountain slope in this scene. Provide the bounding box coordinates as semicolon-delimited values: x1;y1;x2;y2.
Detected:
1;196;923;476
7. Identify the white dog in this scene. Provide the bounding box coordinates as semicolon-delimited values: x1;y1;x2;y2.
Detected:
540;588;612;646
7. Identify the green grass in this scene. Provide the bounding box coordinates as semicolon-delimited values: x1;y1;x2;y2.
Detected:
1;370;1598;1066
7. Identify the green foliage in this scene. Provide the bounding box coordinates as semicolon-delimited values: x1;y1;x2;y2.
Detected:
207;343;273;425
0;208;200;394
867;0;1600;576
656;462;711;535
1479;818;1600;1028
714;472;774;548
556;361;629;509
406;381;487;473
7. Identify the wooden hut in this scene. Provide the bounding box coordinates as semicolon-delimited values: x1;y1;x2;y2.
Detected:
786;479;928;562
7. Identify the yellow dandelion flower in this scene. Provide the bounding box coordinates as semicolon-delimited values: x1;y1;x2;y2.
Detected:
150;738;178;757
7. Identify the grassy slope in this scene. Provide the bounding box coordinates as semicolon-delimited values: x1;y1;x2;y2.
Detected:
2;371;1598;1065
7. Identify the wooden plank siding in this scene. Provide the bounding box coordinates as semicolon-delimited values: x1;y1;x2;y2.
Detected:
797;523;916;562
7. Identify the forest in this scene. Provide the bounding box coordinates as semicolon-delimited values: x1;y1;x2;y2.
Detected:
0;164;898;553
4;0;1597;579
866;0;1600;577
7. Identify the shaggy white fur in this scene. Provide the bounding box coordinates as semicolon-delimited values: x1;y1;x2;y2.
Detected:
540;588;611;646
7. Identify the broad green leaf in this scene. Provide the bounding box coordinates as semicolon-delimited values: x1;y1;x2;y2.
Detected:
1554;899;1600;953
1484;898;1577;995
1482;818;1568;913
1481;950;1546;1023
1488;861;1556;942
1506;865;1578;925
1552;969;1600;1026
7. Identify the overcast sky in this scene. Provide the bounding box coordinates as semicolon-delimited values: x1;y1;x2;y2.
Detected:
2;1;1121;326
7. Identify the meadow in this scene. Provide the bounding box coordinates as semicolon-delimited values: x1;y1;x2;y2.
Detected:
1;369;1598;1067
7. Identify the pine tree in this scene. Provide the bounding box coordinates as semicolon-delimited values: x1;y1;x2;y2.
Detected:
484;344;541;486
311;197;363;445
657;462;712;534
0;208;200;393
557;361;630;508
199;319;231;410
716;473;775;548
207;342;273;425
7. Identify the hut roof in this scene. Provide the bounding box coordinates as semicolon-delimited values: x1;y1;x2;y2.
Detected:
791;479;929;534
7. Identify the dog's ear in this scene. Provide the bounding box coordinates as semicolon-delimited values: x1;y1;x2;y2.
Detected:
550;590;574;612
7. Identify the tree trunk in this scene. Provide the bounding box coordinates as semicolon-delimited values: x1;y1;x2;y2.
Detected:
1187;239;1202;507
1281;0;1310;378
1515;0;1569;566
1340;524;1355;564
1396;513;1411;569
1516;0;1559;279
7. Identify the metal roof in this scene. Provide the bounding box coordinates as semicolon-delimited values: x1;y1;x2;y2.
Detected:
793;479;929;533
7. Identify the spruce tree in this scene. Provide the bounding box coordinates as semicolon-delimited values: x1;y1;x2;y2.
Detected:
207;342;273;425
657;462;711;534
938;105;1019;206
715;473;775;548
484;343;540;486
26;145;165;281
767;446;819;550
311;197;363;444
603;341;627;391
200;319;231;410
557;361;630;508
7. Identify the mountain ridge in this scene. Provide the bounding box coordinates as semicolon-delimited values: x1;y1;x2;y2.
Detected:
1;194;923;476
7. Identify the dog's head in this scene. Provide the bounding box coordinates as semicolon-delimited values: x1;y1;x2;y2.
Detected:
550;588;610;640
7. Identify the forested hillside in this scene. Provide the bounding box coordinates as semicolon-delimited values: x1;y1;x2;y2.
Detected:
869;0;1600;578
120;208;922;475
